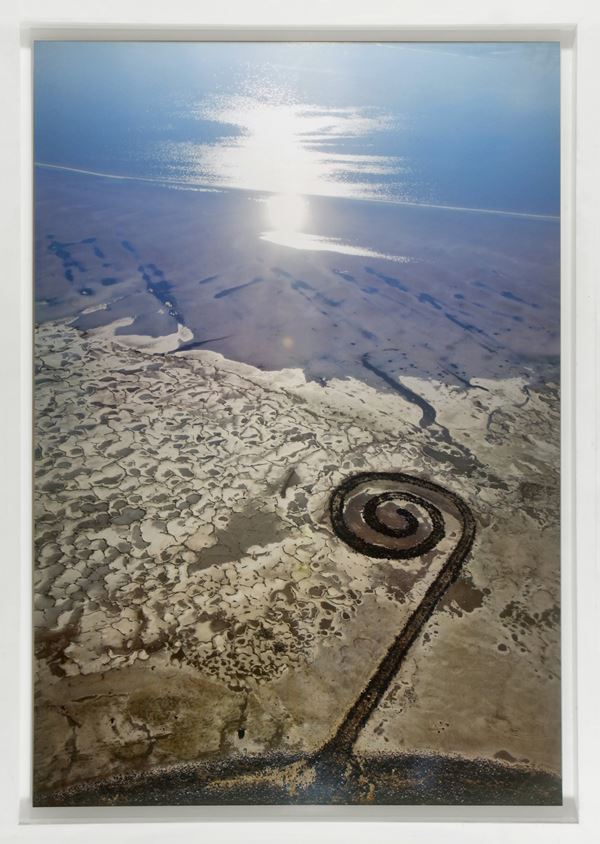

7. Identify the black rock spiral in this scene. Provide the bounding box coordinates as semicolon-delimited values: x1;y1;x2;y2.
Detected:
323;470;476;758
330;473;449;559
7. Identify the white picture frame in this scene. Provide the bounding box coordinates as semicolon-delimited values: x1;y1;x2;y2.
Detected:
0;1;597;841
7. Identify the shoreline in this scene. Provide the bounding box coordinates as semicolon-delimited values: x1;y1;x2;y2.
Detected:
35;166;561;391
34;161;561;223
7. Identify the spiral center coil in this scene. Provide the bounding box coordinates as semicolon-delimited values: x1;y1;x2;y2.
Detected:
329;472;458;560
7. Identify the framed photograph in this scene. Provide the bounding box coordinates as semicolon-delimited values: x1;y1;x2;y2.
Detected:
3;1;599;840
29;35;565;810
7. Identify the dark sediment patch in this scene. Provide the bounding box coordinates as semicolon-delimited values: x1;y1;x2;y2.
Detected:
111;507;146;526
47;238;86;282
273;268;341;308
361;353;436;428
418;293;443;310
333;268;377;295
374;559;429;603
333;268;355;282
291;279;311;292
188;504;287;573
214;277;263;299
439;358;489;391
146;263;165;278
136;263;185;324
271;266;293;278
444;312;497;353
279;467;300;498
175;335;231;352
502;290;539;308
473;280;539;310
364;266;409;292
439;572;486;617
444;312;487;337
421;444;480;476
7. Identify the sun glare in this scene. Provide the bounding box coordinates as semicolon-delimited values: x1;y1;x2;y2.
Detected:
265;193;308;235
180;92;397;201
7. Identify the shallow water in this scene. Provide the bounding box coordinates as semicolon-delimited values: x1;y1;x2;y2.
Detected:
35;166;560;387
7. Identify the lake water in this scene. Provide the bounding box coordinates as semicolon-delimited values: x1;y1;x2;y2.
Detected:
34;41;561;387
34;41;560;215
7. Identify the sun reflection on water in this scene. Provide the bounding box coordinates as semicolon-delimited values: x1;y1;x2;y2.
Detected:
261;190;410;263
265;193;308;235
167;79;411;257
170;88;403;201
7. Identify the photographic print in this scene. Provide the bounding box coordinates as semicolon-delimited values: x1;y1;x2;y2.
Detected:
32;41;561;806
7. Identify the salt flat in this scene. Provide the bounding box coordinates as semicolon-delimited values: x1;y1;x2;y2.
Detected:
33;321;560;803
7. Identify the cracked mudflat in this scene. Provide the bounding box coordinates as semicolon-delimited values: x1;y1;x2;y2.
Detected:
33;321;560;806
